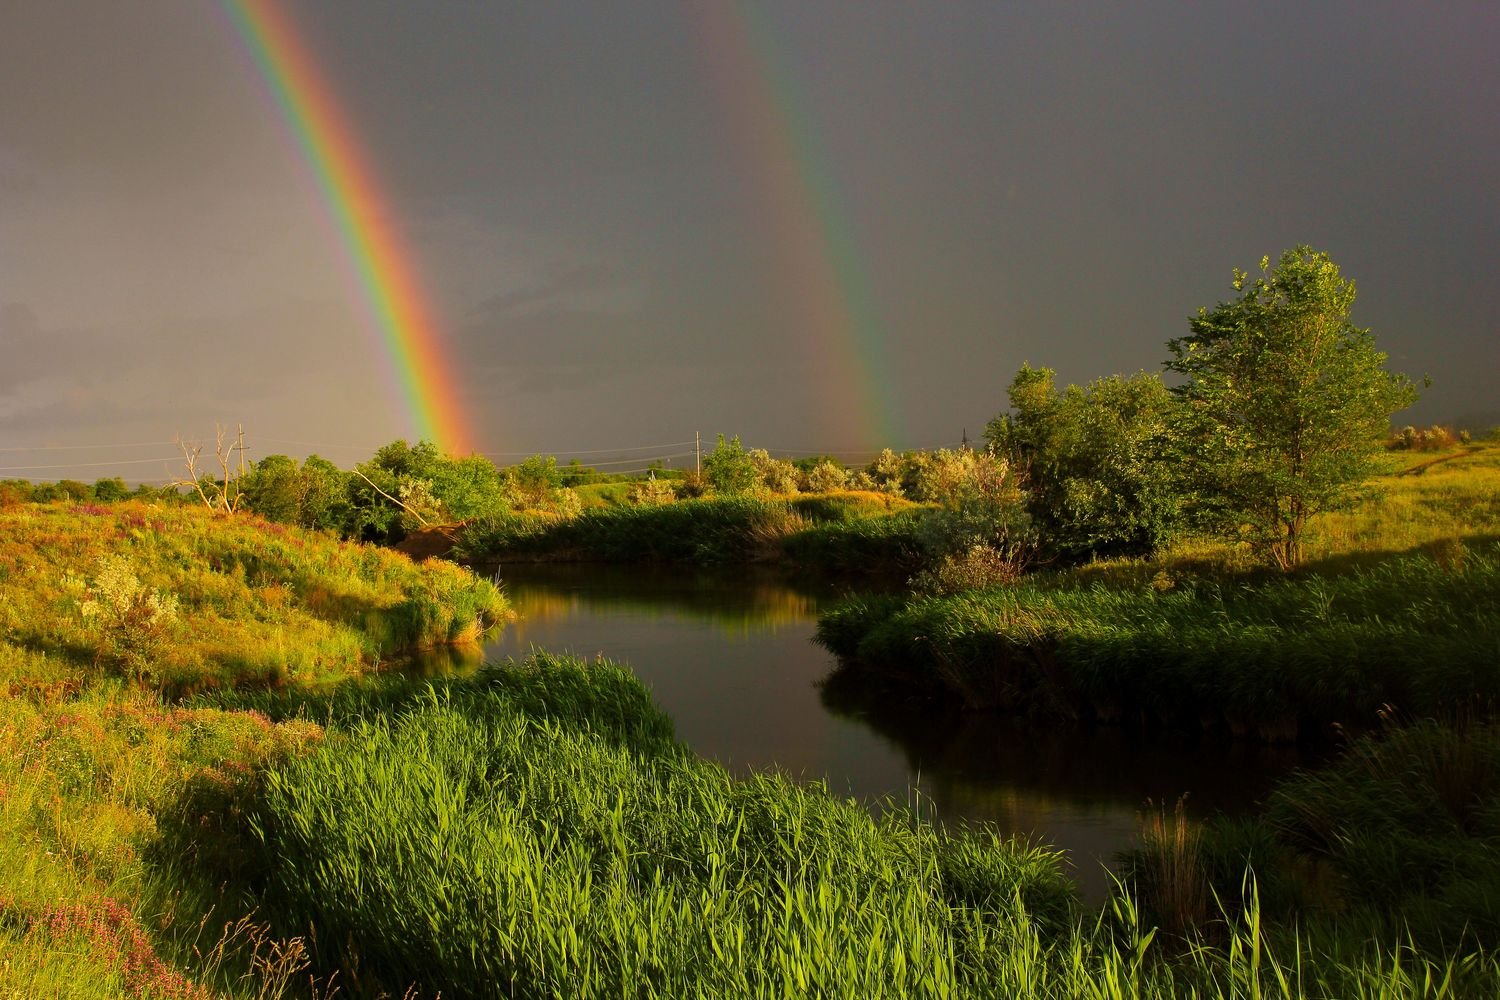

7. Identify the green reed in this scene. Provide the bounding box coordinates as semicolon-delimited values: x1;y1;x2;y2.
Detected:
817;543;1500;732
218;653;1499;998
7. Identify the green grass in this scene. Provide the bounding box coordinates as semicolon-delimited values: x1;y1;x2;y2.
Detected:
1119;719;1500;960
457;491;925;573
0;500;507;996
186;655;1498;999
0;500;509;697
817;446;1500;732
222;654;1071;996
3;495;1499;997
818;542;1500;733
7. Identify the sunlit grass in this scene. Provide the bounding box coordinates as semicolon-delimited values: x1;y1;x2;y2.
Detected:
0;500;508;696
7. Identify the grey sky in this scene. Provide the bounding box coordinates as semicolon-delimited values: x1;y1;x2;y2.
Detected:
2;1;1496;478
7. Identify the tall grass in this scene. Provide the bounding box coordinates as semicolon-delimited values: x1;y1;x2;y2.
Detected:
817;542;1500;732
0;500;508;695
456;492;927;573
217;655;1500;998
233;654;1072;997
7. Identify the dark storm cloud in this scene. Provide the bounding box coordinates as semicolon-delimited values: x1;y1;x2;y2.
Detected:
2;0;1496;460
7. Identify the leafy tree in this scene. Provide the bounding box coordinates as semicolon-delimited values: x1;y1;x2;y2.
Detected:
429;454;510;521
299;455;354;532
1166;246;1418;569
986;364;1181;559
509;455;563;509
56;479;93;502
241;454;304;524
92;477;129;502
702;435;757;495
559;459;596;487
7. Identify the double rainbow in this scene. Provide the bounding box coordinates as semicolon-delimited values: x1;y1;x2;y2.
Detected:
220;0;474;455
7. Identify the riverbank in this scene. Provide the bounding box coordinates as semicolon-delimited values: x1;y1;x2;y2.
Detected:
817;445;1500;738
0;501;507;995
818;542;1500;736
3;501;1497;996
454;491;929;577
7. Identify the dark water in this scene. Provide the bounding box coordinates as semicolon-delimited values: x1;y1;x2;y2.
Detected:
477;563;1307;898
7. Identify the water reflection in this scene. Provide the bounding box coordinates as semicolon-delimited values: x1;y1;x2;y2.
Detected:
477;563;1306;898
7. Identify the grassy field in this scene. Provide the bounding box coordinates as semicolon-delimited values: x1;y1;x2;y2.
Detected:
0;500;508;697
2;487;1498;996
818;445;1500;733
0;500;506;997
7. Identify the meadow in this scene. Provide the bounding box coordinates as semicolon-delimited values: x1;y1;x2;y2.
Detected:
1;447;1498;996
817;444;1500;735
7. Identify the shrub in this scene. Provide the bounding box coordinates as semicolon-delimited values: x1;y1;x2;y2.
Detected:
987;365;1181;559
77;556;179;679
747;448;799;494
914;453;1034;573
801;459;849;493
625;475;676;506
702;434;757;495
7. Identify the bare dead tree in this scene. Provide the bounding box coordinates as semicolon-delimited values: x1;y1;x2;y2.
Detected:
170;424;246;513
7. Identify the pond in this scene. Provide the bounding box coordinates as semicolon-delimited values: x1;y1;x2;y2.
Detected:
476;563;1307;898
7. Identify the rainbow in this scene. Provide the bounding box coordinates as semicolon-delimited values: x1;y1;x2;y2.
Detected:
219;0;474;455
693;1;901;450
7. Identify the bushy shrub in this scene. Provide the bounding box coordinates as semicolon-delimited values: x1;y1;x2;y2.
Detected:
747;448;799;494
865;448;906;495
986;365;1181;559
914;453;1033;574
801;459;848;493
703;434;757;495
1390;425;1458;451
77;556;179;678
625;475;676;506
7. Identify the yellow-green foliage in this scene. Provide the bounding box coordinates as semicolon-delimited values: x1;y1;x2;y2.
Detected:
0;690;321;998
0;500;508;695
1306;443;1500;561
0;501;505;996
1070;443;1500;587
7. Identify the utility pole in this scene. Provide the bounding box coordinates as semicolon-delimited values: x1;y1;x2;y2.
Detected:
695;431;701;475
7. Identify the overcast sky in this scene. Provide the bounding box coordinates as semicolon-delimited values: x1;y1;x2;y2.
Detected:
2;1;1496;478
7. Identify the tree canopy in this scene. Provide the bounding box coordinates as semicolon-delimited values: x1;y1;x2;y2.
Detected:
1165;246;1418;568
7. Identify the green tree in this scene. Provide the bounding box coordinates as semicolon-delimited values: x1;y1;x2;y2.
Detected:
702;435;757;495
299;455;354;533
92;477;129;502
986;364;1182;559
509;455;563;508
241;454;304;524
1166;246;1418;569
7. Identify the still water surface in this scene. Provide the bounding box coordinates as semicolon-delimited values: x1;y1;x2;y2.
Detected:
477;563;1305;897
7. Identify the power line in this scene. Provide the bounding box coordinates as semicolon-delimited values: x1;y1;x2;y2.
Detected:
0;456;181;473
479;440;697;458
0;440;172;453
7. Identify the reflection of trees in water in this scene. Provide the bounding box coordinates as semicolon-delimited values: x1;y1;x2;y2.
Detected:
493;564;832;638
404;642;487;677
820;669;1308;827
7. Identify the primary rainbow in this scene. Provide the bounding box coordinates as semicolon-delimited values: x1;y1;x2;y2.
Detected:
693;0;901;450
220;0;474;455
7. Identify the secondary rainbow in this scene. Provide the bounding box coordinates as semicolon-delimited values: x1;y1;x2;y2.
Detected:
693;0;901;450
219;0;474;455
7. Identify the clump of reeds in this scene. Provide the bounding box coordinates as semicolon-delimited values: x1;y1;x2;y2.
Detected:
1133;796;1208;939
816;541;1500;727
